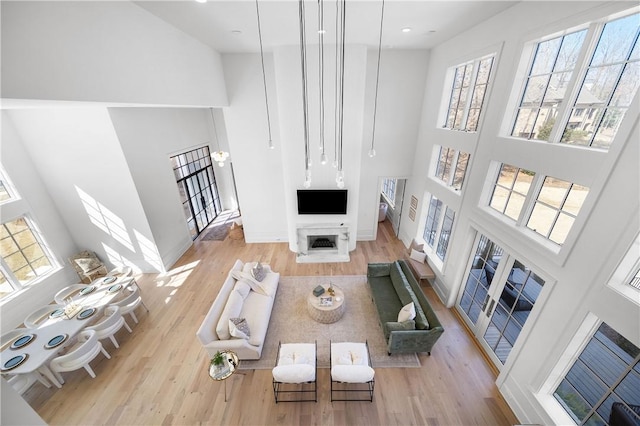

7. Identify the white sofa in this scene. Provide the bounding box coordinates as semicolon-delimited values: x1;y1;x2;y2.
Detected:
196;259;280;360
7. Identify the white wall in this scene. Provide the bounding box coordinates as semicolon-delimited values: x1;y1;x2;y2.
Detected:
6;108;161;273
108;107;232;268
273;45;367;252
221;53;288;243
1;1;227;107
357;50;429;241
401;1;640;424
0;112;79;332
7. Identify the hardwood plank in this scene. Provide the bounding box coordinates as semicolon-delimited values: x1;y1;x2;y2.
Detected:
22;219;519;425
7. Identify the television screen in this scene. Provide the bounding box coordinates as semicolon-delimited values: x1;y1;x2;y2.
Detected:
297;189;347;215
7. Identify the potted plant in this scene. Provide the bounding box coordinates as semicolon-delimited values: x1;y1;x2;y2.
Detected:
211;351;225;369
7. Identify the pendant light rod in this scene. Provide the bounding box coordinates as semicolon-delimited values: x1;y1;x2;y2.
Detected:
299;0;311;186
369;0;385;158
318;0;326;163
255;0;274;149
337;0;346;172
333;0;341;169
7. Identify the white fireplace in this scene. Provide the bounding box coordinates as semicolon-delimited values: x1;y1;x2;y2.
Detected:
296;224;350;263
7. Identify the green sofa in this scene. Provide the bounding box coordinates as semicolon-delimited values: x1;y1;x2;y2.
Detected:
367;260;444;355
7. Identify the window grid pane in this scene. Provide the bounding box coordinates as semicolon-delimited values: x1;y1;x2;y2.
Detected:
512;30;588;140
527;177;589;245
423;196;443;247
382;178;396;206
563;14;640;150
1;217;53;287
554;322;640;425
444;55;495;132
490;164;534;220
436;207;455;260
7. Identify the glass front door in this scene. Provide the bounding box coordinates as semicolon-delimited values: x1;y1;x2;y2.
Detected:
171;147;222;239
457;233;546;368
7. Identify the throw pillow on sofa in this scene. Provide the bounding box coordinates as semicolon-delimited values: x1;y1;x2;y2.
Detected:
398;302;416;322
216;290;244;340
251;262;266;282
229;317;251;339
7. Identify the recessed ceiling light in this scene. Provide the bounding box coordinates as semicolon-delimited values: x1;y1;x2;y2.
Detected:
195;0;207;3
231;30;243;35
401;27;412;33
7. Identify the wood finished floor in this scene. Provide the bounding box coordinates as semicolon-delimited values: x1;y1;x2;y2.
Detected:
23;220;519;425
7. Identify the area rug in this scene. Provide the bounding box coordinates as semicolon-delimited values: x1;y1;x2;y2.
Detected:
239;275;421;370
201;222;232;241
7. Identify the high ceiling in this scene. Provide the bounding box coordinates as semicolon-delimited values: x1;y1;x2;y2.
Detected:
135;0;519;53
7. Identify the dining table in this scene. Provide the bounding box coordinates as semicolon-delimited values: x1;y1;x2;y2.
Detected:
1;275;136;388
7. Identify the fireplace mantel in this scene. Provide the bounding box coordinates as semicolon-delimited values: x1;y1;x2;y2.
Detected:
296;224;350;263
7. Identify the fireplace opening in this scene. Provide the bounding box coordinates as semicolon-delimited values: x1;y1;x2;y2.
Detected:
309;235;337;250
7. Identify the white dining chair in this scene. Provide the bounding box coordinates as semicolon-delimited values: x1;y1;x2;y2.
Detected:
111;285;148;325
23;304;65;329
48;330;111;387
85;306;132;349
54;284;87;304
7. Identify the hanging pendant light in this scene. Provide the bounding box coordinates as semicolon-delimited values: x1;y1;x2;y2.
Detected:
369;0;385;159
209;108;229;167
335;0;346;188
299;0;312;187
256;0;274;150
318;0;327;165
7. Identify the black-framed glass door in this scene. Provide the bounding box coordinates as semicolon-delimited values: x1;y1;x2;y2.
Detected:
457;232;546;368
171;147;222;239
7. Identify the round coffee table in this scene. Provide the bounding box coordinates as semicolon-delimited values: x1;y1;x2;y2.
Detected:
307;286;345;324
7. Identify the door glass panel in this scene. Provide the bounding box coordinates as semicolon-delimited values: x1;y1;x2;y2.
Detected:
460;234;504;325
483;259;545;364
170;147;222;239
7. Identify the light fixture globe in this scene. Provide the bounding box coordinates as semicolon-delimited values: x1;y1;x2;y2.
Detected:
368;148;376;157
212;150;229;167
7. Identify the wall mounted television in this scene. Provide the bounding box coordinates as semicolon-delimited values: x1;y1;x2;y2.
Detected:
297;189;348;215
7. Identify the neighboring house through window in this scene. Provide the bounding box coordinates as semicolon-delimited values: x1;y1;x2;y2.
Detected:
512;12;640;150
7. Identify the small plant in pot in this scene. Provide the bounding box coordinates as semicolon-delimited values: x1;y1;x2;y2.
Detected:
211;351;225;369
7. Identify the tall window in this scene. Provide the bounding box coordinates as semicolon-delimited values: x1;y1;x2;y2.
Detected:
434;146;470;191
512;11;640;150
436;207;455;261
444;55;495;132
553;322;640;425
1;217;54;299
423;196;443;247
382;178;397;207
488;163;589;246
423;195;456;262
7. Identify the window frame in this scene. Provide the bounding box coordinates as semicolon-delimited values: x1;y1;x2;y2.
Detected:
538;315;640;426
381;178;397;208
0;214;57;300
434;146;471;192
485;162;591;251
509;9;640;151
442;54;496;132
421;195;457;263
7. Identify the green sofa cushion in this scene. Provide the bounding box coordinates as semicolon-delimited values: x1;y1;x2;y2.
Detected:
367;263;391;277
367;276;403;325
391;262;429;330
384;320;416;338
